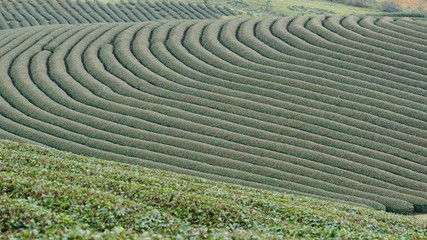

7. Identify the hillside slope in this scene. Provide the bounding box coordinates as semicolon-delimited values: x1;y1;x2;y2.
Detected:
0;16;426;214
1;139;426;239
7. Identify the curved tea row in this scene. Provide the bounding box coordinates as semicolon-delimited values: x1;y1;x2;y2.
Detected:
0;0;236;29
0;16;426;214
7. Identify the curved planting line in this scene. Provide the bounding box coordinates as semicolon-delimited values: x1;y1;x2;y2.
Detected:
216;5;235;16
0;11;10;29
0;0;237;28
204;3;223;15
181;19;427;168
376;18;427;42
321;16;427;68
0;17;426;214
105;30;427;203
179;2;208;19
192;3;220;19
2;0;25;27
80;24;398;202
116;2;140;22
157;23;427;206
75;0;104;23
20;1;46;25
392;19;427;38
11;1;40;26
74;22;427;207
350;16;427;53
157;2;182;19
1;101;297;207
175;23;427;181
97;1;122;22
226;18;427;126
402;19;427;30
47;58;398;212
61;24;427;212
181;2;205;19
121;2;149;22
155;1;181;19
283;17;427;87
103;26;427;204
107;2;132;22
134;3;157;21
168;1;196;19
134;22;427;190
34;0;66;24
79;0;105;22
253;18;427;111
29;27;334;202
138;1;163;20
270;18;427;99
91;46;394;208
22;1;49;25
200;19;427;156
304;16;427;80
185;20;427;166
57;0;87;23
200;21;427;161
4;24;231;182
1;0;28;27
86;0;113;22
0;5;14;22
46;22;356;202
67;0;97;23
113;22;427;201
167;20;427;175
0;128;44;146
360;17;427;46
45;0;78;24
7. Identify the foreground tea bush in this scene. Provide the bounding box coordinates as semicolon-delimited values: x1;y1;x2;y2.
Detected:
0;140;426;239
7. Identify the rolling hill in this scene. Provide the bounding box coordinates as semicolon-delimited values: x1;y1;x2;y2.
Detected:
0;16;427;214
0;12;426;215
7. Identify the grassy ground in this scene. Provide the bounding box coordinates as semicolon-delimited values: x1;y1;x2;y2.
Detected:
0;139;426;239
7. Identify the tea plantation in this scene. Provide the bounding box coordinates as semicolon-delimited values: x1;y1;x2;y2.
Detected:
0;0;427;236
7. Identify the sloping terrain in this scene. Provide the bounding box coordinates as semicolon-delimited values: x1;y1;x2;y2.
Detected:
0;0;236;29
1;140;426;239
0;15;426;214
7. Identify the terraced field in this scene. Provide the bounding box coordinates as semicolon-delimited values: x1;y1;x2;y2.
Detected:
0;0;236;29
0;3;426;215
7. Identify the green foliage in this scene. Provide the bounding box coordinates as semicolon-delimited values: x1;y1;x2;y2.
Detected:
0;140;426;239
